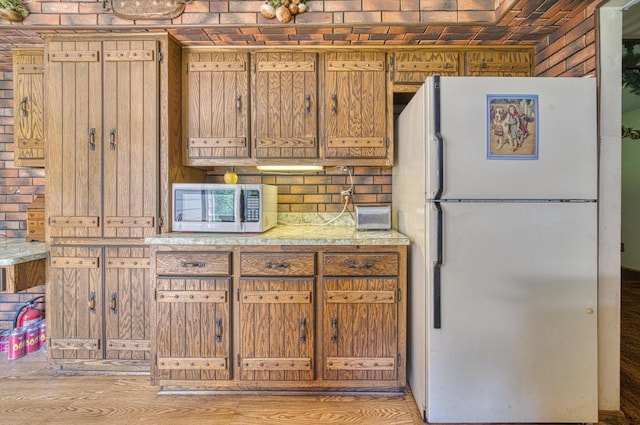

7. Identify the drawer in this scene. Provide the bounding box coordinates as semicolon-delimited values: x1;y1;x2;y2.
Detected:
156;252;231;276
27;211;44;220
240;253;315;276
323;253;398;276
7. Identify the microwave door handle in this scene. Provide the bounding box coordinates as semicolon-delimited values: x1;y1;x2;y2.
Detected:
239;188;245;223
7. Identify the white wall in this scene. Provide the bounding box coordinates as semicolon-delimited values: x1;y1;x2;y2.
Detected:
622;108;640;270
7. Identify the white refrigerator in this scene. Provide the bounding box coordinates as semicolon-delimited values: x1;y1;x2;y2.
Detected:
392;76;598;423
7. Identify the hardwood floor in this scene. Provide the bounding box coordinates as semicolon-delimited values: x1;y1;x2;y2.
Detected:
1;275;638;425
621;275;640;425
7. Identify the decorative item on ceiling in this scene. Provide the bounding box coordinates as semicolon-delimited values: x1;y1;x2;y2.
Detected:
260;0;307;23
0;0;29;22
110;0;188;20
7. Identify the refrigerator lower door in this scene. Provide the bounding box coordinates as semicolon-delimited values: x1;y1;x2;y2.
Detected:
426;201;598;423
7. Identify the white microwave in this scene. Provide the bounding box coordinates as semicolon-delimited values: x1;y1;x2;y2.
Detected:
172;183;278;233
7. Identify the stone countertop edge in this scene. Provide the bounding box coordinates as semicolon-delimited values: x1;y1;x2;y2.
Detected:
0;240;48;266
144;225;410;246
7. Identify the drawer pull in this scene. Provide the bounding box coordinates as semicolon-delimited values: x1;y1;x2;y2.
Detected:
180;260;205;268
109;292;117;313
265;261;290;269
300;317;307;343
215;318;223;343
348;261;373;269
88;292;96;313
331;317;338;343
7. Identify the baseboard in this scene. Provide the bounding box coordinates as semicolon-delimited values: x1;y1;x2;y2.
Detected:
599;409;628;425
621;267;640;281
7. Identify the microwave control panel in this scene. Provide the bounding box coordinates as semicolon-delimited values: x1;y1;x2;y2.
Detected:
243;190;261;222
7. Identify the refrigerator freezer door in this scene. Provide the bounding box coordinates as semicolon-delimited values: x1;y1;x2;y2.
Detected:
427;76;597;200
426;201;598;423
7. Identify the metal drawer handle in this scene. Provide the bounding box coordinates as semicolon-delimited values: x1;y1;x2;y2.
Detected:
299;318;307;342
109;128;116;150
180;261;205;268
265;261;290;269
20;96;28;117
88;128;96;151
215;318;222;343
331;317;338;343
348;261;373;269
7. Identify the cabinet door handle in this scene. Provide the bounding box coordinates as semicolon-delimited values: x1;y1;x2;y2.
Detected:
109;128;116;151
236;94;242;113
20;97;28;117
265;261;290;269
109;292;117;313
88;128;96;151
180;261;205;268
88;292;96;313
331;317;338;343
299;317;307;342
348;261;373;269
305;94;311;115
215;318;222;343
331;93;338;115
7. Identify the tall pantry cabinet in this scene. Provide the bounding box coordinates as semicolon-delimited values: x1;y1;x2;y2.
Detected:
44;34;202;371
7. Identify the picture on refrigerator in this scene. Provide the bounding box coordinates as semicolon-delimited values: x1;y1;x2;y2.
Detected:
487;94;538;159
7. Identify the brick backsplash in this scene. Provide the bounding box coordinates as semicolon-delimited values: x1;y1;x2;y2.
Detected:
0;71;45;240
207;166;392;213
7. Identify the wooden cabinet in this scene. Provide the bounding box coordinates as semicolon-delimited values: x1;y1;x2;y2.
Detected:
252;52;318;160
153;251;232;384
323;52;391;165
464;50;533;76
239;252;315;381
13;48;45;168
45;38;160;241
183;51;250;166
48;245;151;371
322;253;400;381
391;50;460;91
150;245;406;392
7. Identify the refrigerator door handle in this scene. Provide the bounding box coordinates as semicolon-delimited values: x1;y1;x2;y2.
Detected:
434;201;443;329
433;75;443;200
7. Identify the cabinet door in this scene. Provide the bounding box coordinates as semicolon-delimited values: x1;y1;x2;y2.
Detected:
324;52;389;162
48;246;103;360
102;40;159;239
465;50;532;76
392;51;459;86
155;277;231;381
184;51;250;164
323;277;398;381
253;52;318;159
239;278;314;381
46;41;103;239
104;246;151;361
13;48;45;168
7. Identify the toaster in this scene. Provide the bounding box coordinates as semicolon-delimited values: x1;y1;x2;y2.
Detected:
355;204;391;231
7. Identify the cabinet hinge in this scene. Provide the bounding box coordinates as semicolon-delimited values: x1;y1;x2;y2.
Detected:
154;289;157;301
398;353;401;367
237;354;241;367
397;288;401;302
389;54;395;80
158;216;164;228
155;353;158;366
158;52;163;63
236;287;240;302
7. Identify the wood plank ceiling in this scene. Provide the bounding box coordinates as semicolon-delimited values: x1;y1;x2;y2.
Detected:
0;0;590;71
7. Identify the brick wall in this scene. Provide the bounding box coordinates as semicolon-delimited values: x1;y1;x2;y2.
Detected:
0;285;45;330
533;1;597;77
0;70;45;239
207;166;391;212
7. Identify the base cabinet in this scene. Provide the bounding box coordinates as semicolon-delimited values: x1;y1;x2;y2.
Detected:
150;245;406;392
48;245;151;371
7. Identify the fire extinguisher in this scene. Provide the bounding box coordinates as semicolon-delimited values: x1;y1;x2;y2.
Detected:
13;295;45;329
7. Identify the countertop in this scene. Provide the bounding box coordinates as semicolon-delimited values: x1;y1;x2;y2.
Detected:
145;225;410;246
0;240;48;266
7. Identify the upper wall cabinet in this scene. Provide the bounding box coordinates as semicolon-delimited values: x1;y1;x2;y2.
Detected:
391;51;460;91
464;50;533;76
323;52;392;166
183;51;250;166
252;52;318;161
13;48;45;168
45;38;161;241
